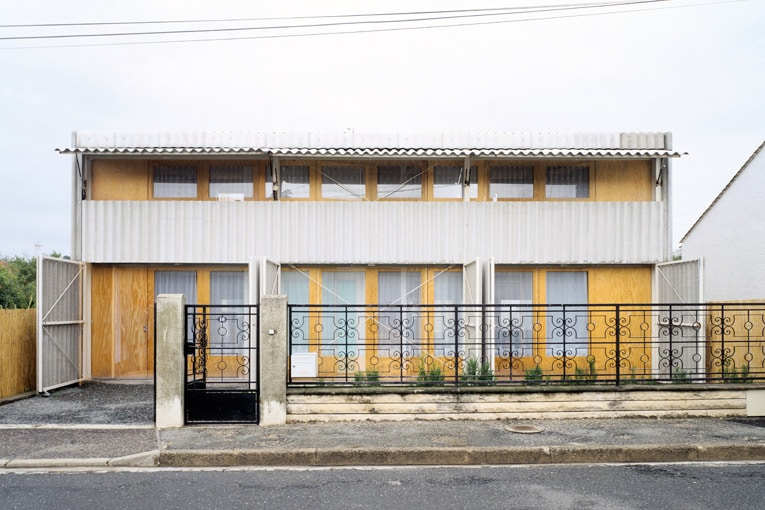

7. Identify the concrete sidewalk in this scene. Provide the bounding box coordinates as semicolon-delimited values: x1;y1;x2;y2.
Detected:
2;418;765;469
2;383;765;469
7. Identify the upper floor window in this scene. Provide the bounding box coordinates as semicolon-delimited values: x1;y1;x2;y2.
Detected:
153;164;197;198
377;165;422;199
209;164;254;199
489;164;534;199
321;165;366;200
546;165;589;199
280;165;310;199
433;165;477;199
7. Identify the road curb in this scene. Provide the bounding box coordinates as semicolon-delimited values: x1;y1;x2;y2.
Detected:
158;443;765;468
5;457;111;469
108;450;160;467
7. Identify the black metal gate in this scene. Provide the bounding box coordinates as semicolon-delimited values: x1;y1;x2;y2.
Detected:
185;305;259;424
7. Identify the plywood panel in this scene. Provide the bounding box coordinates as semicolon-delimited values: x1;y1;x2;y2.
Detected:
91;266;151;379
594;160;652;201
90;265;115;378
113;267;150;378
91;160;149;200
590;266;652;303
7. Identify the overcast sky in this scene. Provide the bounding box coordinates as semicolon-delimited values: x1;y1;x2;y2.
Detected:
1;0;762;258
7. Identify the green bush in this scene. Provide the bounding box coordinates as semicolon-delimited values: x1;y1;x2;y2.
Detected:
461;357;495;386
417;357;444;385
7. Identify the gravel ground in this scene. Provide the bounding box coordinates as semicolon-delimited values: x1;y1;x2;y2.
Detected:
0;382;154;425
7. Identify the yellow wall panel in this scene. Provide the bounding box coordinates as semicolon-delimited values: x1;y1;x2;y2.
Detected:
594;160;653;201
91;160;149;200
113;267;150;378
90;266;115;378
590;266;652;303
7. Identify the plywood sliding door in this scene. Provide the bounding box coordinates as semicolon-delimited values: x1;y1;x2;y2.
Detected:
91;266;151;379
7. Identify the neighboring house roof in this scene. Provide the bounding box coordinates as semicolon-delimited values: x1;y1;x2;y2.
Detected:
57;131;683;159
681;139;765;243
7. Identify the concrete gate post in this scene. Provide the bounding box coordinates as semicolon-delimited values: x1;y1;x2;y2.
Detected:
155;294;185;428
259;295;288;426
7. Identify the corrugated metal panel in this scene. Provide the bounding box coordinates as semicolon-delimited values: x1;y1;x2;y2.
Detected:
37;257;85;392
81;201;665;265
59;131;682;156
657;259;701;303
59;146;682;158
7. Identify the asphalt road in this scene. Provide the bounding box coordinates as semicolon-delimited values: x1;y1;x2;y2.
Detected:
1;463;763;510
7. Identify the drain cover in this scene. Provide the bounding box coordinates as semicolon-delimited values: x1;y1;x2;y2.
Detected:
505;424;544;434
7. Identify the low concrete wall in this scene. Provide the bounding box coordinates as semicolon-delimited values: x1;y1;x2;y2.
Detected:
287;386;756;422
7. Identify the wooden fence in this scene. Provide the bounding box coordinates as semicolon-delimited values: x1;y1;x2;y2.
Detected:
0;309;36;400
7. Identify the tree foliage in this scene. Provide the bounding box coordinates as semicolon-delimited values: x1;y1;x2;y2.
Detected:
0;256;37;309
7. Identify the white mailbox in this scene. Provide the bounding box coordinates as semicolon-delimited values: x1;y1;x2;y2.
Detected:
290;352;318;378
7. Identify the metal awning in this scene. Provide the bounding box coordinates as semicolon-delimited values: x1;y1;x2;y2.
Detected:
57;146;683;158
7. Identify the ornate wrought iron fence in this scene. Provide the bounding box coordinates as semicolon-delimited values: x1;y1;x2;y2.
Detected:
185;304;259;423
287;303;765;387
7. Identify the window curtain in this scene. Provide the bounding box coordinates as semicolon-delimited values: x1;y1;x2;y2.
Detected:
320;272;365;354
283;271;310;354
546;166;589;198
155;271;197;340
546;272;588;356
377;272;421;353
209;271;248;354
209;165;254;198
153;165;197;198
489;165;534;199
280;165;310;198
494;272;533;357
377;165;422;199
321;166;365;199
433;271;463;355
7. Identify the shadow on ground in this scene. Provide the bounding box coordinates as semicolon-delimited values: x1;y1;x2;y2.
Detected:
0;382;154;425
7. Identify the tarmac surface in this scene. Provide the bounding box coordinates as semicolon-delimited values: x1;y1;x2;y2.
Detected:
2;382;765;469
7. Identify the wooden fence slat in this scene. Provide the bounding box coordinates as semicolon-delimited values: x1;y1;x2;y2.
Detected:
0;309;36;399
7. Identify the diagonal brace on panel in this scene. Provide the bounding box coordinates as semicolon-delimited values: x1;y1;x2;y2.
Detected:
41;326;79;370
41;264;84;324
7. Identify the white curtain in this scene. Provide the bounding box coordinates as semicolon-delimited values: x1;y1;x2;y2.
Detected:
153;164;197;198
280;165;310;198
283;271;310;354
210;271;248;354
209;165;254;198
321;272;365;354
433;271;463;355
495;272;533;357
377;165;422;199
155;270;197;340
377;271;421;351
489;165;534;199
321;166;365;199
546;165;589;198
546;272;588;356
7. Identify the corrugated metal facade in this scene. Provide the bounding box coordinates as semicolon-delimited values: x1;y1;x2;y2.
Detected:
37;257;85;392
81;201;665;265
60;131;682;159
657;259;702;303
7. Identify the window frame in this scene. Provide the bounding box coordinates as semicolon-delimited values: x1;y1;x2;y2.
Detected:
318;161;371;201
374;161;426;201
152;162;200;200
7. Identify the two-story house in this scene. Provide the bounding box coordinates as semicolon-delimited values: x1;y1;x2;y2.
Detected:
57;131;679;382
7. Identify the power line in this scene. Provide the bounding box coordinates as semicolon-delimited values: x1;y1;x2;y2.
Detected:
0;1;669;41
0;1;660;29
0;0;748;50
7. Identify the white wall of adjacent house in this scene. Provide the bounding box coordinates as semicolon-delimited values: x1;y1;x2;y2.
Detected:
682;145;765;301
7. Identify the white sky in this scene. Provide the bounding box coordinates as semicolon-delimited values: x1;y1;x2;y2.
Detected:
1;0;763;257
